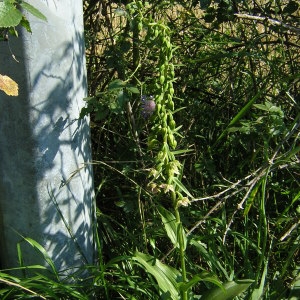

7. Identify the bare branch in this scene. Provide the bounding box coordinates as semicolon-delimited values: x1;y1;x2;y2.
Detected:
234;13;300;35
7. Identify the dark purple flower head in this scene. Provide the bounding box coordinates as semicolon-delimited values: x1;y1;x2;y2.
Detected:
141;95;156;118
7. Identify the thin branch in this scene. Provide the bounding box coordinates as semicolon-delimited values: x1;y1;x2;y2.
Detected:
222;176;261;244
234;13;300;35
187;186;246;237
191;179;244;202
191;165;263;203
279;219;300;241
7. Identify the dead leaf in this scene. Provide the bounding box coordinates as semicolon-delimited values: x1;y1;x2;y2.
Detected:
0;74;19;96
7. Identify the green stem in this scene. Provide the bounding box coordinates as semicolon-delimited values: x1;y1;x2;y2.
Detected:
173;192;188;300
126;14;143;158
132;16;140;72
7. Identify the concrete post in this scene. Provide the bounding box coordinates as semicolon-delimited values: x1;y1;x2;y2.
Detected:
0;0;95;276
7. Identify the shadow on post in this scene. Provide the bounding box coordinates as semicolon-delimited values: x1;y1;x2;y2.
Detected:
0;1;95;278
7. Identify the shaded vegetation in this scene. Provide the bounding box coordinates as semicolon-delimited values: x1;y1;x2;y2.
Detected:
1;0;299;299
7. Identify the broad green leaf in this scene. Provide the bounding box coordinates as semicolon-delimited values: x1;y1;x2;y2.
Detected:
20;1;47;22
179;271;223;292
108;79;126;90
157;205;177;247
133;251;180;300
19;17;31;32
110;90;127;112
201;279;254;300
253;103;270;111
126;85;139;94
0;2;22;27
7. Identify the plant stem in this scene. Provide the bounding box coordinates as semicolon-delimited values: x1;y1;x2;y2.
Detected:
173;192;188;300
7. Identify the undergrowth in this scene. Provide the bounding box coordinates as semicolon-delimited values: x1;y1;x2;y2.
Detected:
1;0;299;299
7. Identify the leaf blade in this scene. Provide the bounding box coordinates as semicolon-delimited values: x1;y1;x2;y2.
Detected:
157;205;177;247
201;279;255;300
0;2;22;28
20;1;47;22
133;251;181;299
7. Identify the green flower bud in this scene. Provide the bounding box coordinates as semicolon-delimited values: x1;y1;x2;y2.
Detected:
168;133;177;149
138;22;143;31
156;103;161;114
160;75;165;85
169;119;176;130
148;139;158;149
168;100;174;111
156;94;164;104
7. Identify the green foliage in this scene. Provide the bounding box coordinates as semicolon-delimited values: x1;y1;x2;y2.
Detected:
81;79;139;120
0;0;47;97
81;0;299;298
0;1;23;28
133;251;181;299
1;0;299;298
0;237;90;299
0;0;47;31
200;279;255;300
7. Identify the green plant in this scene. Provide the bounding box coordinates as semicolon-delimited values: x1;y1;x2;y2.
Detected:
82;0;262;298
2;0;298;298
0;0;47;96
0;0;46;30
84;0;299;298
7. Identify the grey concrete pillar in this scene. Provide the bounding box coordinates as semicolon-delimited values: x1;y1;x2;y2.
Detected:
0;0;95;276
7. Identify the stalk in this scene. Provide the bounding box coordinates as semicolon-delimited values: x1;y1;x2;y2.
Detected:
173;196;188;300
130;2;190;297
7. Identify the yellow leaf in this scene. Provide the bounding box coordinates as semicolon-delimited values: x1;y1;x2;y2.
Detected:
0;74;19;96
